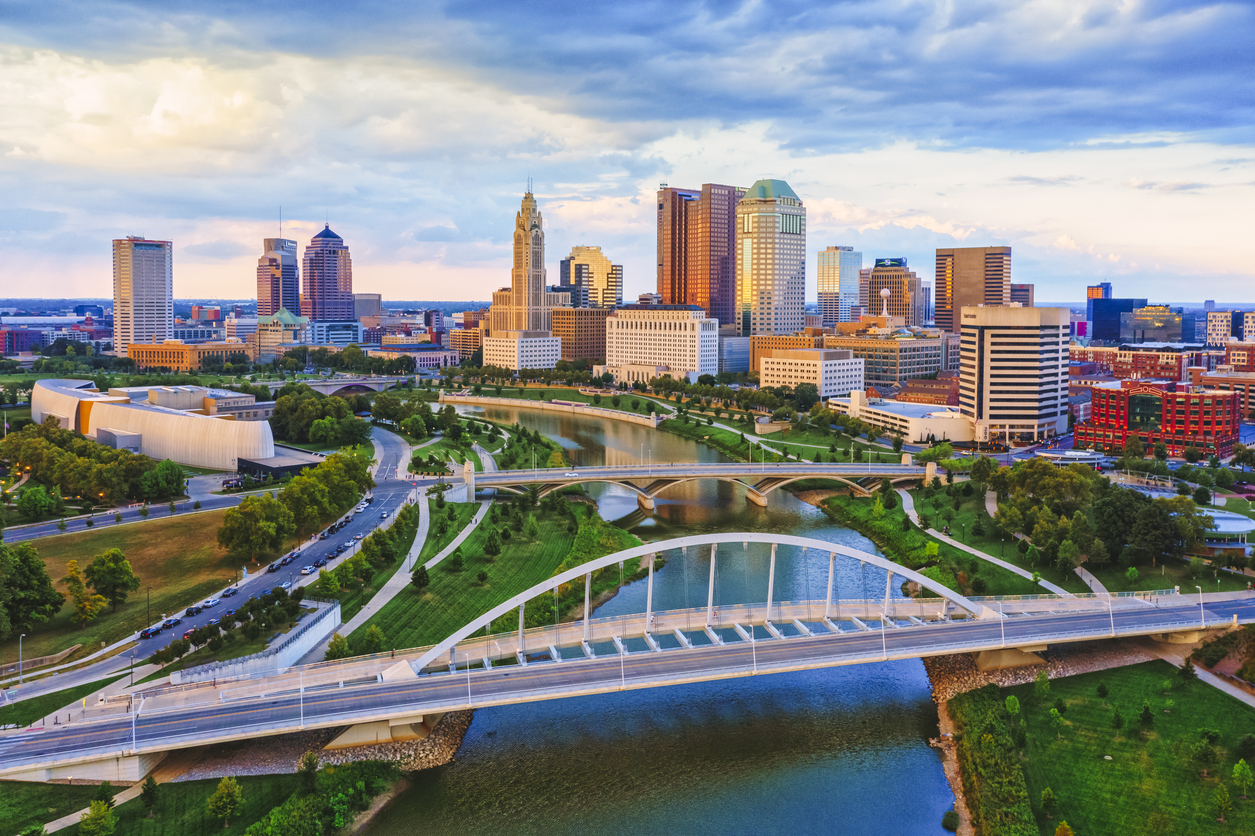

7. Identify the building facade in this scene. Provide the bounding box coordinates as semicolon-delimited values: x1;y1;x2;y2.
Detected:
551;307;612;362
1089;297;1147;342
128;338;254;372
301;225;354;320
866;258;924;326
657;183;745;326
447;326;483;360
824;327;953;387
114;236;173;355
1075;380;1239;457
934;246;1011;333
749;330;826;373
257;238;299;317
959;305;1069;443
829;390;973;444
483;330;561;371
1086;283;1113;321
252;308;309;361
759;349;864;399
1068;342;1214;381
560;246;623;309
353;293;383;319
817;245;862;326
307;321;363;347
489;191;549;333
599;304;718;384
734;179;806;336
1010;284;1034;307
1206;311;1243;346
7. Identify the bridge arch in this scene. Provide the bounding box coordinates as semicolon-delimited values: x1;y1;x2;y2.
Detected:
411;532;994;671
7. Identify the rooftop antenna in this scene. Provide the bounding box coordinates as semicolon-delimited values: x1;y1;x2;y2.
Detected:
527;176;533;194
279;205;282;238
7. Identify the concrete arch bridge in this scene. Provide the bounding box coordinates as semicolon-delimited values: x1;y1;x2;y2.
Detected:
468;461;935;510
264;376;408;397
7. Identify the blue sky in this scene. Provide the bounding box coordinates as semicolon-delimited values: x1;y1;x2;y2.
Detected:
1;0;1252;304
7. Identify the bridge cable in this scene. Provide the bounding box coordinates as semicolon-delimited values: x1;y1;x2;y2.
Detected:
803;546;811;623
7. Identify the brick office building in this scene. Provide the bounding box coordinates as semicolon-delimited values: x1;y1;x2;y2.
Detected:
1074;380;1239;457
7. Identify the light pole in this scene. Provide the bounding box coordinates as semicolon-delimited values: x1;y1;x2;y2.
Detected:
1196;585;1205;628
1106;595;1115;637
998;602;1006;647
18;633;25;684
465;651;472;706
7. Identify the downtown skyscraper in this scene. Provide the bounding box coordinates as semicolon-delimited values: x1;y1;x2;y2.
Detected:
656;182;745;327
734;179;806;336
113;236;173;352
817;245;863;326
490;191;552;333
560;245;623;309
257;238;299;316
934;246;1011;334
301;225;354;321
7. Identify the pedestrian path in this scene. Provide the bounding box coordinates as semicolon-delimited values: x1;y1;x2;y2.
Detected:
1140;637;1255;712
1075;566;1109;595
897;488;1074;597
43;747;204;833
985;489;998;518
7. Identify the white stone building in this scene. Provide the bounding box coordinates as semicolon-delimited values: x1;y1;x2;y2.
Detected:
483;330;561;371
596;304;718;385
760;348;864;399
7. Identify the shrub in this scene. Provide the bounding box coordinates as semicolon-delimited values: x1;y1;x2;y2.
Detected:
941;809;959;831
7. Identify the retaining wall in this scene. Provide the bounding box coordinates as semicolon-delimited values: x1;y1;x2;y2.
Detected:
171;601;341;685
438;393;661;428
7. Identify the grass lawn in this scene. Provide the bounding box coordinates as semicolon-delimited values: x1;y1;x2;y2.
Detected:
108;774;301;835
0;675;125;728
352;503;638;650
417;501;480;566
410;437;482;472
1007;660;1255;834
0;509;300;665
0;780;100;835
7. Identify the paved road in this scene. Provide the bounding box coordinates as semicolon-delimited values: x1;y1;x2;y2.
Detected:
475;461;926;488
2;597;1249;774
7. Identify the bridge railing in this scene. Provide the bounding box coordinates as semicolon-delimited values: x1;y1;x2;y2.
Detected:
968;589;1179;603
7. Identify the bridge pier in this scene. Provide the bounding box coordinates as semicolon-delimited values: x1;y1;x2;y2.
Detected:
463;461;475;498
746;489;769;507
636;493;655;513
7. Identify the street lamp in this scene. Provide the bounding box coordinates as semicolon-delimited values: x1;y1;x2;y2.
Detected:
998;602;1006;647
18;633;25;684
1196;585;1205;628
1106;595;1115;637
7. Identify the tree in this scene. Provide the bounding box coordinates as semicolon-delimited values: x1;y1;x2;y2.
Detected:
1112;708;1124;730
15;486;56;520
1184;445;1203;463
141;775;159;818
1194;485;1211;506
1217;783;1233;822
1154;440;1168;461
1049;707;1066;739
1123;435;1145;460
298;750;320;794
411;565;430;593
524;514;540;540
1054;824;1074;836
1097;682;1108;699
84;548;141;612
325;633;353;661
93;781;117;809
78;800;117;836
1181;659;1198;681
1234;759;1254;800
1126;566;1139;584
63;560;107;626
1034;670;1051;702
1005;695;1020;717
1040;787;1057;818
207;776;243;828
483;529;502;556
1140;700;1155;727
217;494;297;562
358;624;386;655
0;543;64;633
1056;539;1081;571
313;569;340;596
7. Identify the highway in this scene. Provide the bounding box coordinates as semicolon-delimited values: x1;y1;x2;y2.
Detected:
2;596;1250;776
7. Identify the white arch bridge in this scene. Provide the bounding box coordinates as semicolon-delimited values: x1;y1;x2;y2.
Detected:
1;533;1252;784
468;461;935;509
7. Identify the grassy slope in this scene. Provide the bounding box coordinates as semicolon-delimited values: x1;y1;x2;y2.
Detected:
0;781;99;835
108;774;301;836
0;509;302;663
0;675;125;727
1008;660;1255;834
352;505;639;650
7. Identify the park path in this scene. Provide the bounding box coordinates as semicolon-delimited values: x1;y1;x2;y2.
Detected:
43;747;204;833
1075;566;1110;594
1139;637;1255;712
984;489;998;518
897;488;1074;597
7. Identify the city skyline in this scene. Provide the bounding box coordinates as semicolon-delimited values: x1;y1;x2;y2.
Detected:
1;3;1252;303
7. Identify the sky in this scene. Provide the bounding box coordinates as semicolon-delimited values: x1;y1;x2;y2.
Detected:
1;0;1253;306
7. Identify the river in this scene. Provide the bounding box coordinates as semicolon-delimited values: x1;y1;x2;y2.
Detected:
365;406;955;834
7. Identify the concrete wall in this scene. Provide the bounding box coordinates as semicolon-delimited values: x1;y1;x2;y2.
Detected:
438;393;661;428
86;400;274;471
171;601;341;685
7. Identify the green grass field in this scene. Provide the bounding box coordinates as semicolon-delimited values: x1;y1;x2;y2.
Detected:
351;503;637;650
1007;660;1255;834
107;774;301;835
0;509;301;665
0;780;100;834
0;675;125;728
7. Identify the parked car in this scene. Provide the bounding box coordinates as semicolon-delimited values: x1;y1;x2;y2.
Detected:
207;617;220;627
182;629;194;640
203;598;220;608
354;534;364;541
313;557;328;568
300;565;314;575
380;511;388;519
281;581;292;590
138;627;159;639
267;562;281;573
279;554;297;567
185;606;202;617
224;609;237;618
222;587;239;598
162;617;182;629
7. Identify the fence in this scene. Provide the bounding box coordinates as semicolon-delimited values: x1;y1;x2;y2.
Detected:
170;601;341;685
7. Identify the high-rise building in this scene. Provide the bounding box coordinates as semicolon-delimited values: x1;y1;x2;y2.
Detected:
866;258;923;325
1119;305;1197;343
934;246;1011;333
1086;282;1112;321
490;192;552;333
551;307;613;362
1010;284;1034;307
735;179;806;336
1090;297;1147;342
560;246;623;309
817;246;862;326
113;236;173;355
597;304;719;385
959;305;1069;443
1206;310;1243;346
301;225;354;320
257;238;299;317
353;293;383;319
657;183;745;326
921;281;934;324
858;267;871;313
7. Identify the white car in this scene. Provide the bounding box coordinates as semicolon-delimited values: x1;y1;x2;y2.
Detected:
300;565;315;575
281;581;292;590
203;598;220;608
565;471;579;477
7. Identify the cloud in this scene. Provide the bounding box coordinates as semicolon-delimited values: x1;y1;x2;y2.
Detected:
1126;179;1212;192
182;239;253;259
1005;175;1082;187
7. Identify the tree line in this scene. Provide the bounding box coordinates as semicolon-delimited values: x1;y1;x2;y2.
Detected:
269;383;373;447
0;543;141;637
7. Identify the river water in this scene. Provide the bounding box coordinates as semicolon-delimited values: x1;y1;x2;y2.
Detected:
366;407;955;835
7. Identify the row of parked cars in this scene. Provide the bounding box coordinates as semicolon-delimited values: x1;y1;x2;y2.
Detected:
137;587;241;639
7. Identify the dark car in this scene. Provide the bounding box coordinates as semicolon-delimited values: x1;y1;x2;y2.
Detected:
162;617;182;629
224;609;237;618
279;554;297;566
207;617;220;627
138;627;159;639
184;605;202;617
222;587;239;598
313;557;328;568
319;532;328;540
267;562;281;573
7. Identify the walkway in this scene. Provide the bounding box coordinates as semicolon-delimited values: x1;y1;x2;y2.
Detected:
898;489;1073;597
985;489;998;518
1075;566;1109;595
43;748;203;833
1139;637;1255;712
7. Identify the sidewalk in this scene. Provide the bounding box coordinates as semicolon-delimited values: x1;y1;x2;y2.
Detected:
43;747;204;833
1139;637;1255;712
1075;566;1109;594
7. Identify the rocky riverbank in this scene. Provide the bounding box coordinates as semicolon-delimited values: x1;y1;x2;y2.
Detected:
316;710;473;771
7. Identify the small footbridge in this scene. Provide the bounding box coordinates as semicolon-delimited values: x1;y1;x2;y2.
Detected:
468;462;935;510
